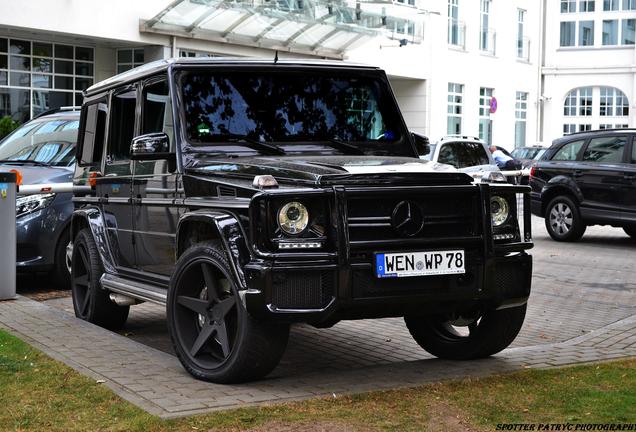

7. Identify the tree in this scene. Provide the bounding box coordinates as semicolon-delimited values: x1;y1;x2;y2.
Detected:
0;116;20;140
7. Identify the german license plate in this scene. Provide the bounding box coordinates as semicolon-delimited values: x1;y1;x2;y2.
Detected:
375;250;465;278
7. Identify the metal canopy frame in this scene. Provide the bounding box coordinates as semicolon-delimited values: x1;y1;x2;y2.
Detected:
141;0;424;59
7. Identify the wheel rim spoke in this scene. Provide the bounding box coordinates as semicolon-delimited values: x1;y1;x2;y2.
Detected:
78;246;89;270
74;274;89;287
80;287;91;315
215;320;231;357
201;263;220;303
190;321;216;357
213;297;236;319
177;295;209;315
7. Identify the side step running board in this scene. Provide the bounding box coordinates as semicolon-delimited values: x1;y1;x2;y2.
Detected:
100;273;167;305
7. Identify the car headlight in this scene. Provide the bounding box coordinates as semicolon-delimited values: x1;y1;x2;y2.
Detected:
16;193;56;217
490;195;509;227
278;201;309;235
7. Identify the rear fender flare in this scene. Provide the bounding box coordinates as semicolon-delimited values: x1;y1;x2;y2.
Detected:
70;207;116;274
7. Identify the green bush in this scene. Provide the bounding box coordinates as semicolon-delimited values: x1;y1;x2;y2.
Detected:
0;116;20;141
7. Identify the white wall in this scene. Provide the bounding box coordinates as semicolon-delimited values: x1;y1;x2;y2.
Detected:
542;1;636;141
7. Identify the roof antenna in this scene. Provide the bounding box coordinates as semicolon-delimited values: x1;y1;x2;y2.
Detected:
274;50;279;64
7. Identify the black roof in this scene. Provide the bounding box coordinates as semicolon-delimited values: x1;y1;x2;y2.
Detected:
85;57;379;96
552;128;636;146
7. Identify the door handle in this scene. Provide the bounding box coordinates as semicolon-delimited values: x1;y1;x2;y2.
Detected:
572;170;583;178
624;173;636;180
105;173;118;177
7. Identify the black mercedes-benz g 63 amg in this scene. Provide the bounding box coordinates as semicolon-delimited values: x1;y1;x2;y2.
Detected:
71;58;533;383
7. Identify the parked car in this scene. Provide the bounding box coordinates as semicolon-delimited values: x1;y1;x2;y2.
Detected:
0;109;80;287
71;58;533;383
511;146;547;168
421;135;499;175
529;129;636;241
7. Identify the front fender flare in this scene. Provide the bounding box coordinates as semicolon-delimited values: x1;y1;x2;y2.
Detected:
176;210;251;289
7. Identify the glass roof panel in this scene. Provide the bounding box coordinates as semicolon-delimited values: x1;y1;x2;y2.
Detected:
142;0;425;57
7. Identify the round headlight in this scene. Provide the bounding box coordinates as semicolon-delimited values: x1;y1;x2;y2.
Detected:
278;201;309;235
490;196;510;227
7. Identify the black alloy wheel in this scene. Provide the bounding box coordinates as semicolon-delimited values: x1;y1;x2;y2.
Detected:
71;228;129;329
51;227;72;289
168;241;289;383
545;195;586;242
405;304;527;360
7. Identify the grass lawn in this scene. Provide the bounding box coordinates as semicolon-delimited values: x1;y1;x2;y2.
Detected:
0;328;634;432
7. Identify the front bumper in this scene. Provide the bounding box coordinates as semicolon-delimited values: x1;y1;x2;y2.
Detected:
244;251;532;324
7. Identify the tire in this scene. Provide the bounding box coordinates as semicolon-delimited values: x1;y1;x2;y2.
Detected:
71;228;129;329
624;226;636;239
51;228;71;289
405;304;527;360
544;195;586;242
167;241;289;383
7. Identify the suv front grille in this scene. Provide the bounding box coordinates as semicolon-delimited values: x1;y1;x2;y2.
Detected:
346;189;481;246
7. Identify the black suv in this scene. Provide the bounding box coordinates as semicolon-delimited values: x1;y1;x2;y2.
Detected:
71;58;533;383
529;129;636;241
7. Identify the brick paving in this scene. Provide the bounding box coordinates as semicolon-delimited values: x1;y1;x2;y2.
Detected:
0;217;635;418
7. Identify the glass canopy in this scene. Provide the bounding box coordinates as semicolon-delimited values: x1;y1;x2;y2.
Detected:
141;0;424;58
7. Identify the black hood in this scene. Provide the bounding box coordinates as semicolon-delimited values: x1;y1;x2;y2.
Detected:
186;155;471;187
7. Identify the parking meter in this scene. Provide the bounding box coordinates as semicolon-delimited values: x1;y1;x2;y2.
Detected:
0;171;16;301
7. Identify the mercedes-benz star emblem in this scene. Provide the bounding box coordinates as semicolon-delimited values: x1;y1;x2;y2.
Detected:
391;200;424;237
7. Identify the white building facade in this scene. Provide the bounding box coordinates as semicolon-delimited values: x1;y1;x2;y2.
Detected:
541;0;636;142
0;0;540;150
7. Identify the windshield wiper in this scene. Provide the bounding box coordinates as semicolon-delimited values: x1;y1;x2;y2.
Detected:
0;159;51;167
324;138;365;155
216;135;285;156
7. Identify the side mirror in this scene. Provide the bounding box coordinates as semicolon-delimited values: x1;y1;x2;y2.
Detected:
411;132;430;156
130;133;172;160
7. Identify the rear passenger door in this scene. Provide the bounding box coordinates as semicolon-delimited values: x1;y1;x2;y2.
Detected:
577;135;628;219
99;86;137;269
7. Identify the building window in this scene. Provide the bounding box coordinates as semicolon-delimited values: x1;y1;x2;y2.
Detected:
560;21;576;46
117;48;144;74
479;0;492;52
623;0;636;9
603;20;619;45
517;9;528;59
563;124;577;135
600;87;629;116
0;37;93;121
579;21;595;46
448;0;464;47
478;87;493;145
515;92;528;148
600;123;629;129
447;82;463;135
580;0;595;11
604;0;619;9
623;19;636;44
179;49;219;58
564;87;593;116
579;124;592;132
564;90;577;116
561;0;576;12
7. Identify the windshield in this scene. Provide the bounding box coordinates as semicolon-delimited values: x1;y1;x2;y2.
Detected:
179;70;412;156
0;116;78;166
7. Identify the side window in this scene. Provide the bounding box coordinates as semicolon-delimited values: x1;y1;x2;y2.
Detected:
582;136;626;163
79;101;108;166
469;142;490;166
632;138;636;163
141;79;174;146
108;89;137;162
551;140;585;161
438;143;459;168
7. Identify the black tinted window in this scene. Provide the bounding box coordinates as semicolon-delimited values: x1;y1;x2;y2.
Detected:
108;89;136;162
582;136;626;163
80;102;107;165
438;142;490;169
142;79;173;144
552;140;584;161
